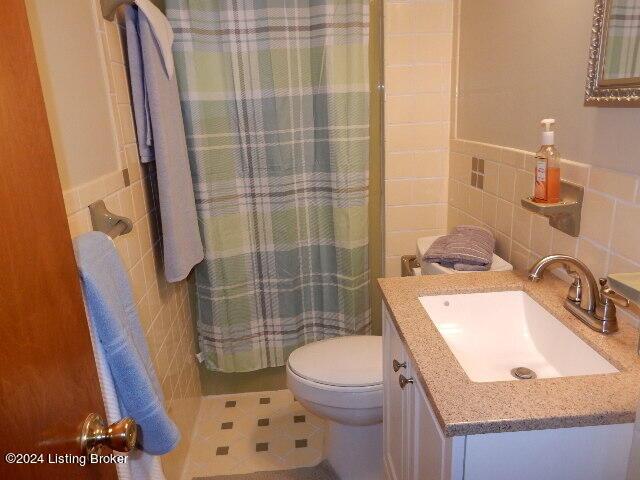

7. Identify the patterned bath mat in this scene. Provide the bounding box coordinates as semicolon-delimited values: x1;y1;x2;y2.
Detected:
194;461;339;480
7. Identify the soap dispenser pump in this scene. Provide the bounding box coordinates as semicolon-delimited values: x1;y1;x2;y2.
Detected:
533;119;561;203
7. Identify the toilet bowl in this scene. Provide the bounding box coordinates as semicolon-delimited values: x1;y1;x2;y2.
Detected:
286;336;382;480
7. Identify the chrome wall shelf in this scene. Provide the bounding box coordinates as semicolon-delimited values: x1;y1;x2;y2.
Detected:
521;180;584;237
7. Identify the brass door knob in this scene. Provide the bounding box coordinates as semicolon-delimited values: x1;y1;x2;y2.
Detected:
80;413;137;455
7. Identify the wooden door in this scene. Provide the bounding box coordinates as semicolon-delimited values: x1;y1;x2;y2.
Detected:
0;1;116;478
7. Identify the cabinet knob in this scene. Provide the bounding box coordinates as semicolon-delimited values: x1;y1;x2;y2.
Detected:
392;359;406;372
399;374;414;389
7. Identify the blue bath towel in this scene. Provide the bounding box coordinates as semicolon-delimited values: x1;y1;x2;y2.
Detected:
124;5;204;283
73;232;179;455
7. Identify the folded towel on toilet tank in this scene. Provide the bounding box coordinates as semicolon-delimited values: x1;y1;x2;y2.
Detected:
422;225;495;271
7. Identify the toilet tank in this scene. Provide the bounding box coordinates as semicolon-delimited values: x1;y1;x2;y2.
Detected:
415;235;513;276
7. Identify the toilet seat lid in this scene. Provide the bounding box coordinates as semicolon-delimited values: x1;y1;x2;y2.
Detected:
288;336;382;387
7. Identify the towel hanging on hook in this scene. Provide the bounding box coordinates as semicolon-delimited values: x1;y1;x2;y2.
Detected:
100;0;175;79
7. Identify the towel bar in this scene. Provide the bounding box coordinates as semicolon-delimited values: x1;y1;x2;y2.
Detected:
89;200;133;239
101;0;135;20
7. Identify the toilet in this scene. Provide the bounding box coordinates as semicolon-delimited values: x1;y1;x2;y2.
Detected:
287;234;512;479
286;336;382;480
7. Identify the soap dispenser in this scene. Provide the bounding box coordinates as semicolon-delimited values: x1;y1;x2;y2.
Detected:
533;119;561;203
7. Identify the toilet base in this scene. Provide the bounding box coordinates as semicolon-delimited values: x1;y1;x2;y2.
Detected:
324;421;382;480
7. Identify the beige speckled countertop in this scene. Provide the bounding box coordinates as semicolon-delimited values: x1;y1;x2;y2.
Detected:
378;271;640;437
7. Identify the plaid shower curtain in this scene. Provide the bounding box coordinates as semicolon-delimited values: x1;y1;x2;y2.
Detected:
605;0;640;79
166;0;370;372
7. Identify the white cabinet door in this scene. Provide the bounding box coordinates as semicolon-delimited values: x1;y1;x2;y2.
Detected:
410;375;444;480
383;306;464;480
383;309;409;480
409;374;464;480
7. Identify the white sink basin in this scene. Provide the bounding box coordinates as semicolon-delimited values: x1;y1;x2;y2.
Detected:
419;290;618;382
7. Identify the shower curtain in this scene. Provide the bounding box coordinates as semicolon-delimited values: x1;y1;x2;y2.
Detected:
167;0;370;372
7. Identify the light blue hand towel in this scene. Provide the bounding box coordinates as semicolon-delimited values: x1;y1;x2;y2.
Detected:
73;232;179;455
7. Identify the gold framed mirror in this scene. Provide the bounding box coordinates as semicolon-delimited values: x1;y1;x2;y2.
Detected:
585;0;640;105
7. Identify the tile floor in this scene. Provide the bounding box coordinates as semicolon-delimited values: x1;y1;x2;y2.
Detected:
181;390;326;479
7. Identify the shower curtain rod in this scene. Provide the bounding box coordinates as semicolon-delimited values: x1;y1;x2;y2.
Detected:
101;0;135;20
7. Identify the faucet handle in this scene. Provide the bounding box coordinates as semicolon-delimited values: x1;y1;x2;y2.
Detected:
567;276;582;303
564;264;582;303
599;278;630;307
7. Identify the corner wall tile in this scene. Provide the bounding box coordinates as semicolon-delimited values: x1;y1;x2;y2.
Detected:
102;191;121;216
609;254;640;274
612;202;640;264
512;207;532;248
530;214;552;257
495;199;513;236
412;178;447;204
481;193;497;228
577;238;609;281
501;148;525;169
63;190;82;215
551;229;578;257
103;170;125;195
78;177;107;207
581;190;615;247
117;103;137;144
494;231;511;262
589;167;638;202
111;62;130;104
467;186;482;220
67;210;92;238
514;170;534;202
510;241;532;272
483;161;499;195
104;19;124;64
385;180;414;206
125;144;142;182
497;165;516;202
560;159;590;186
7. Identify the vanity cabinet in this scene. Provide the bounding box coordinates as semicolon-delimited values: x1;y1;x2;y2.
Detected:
383;308;464;480
382;306;634;480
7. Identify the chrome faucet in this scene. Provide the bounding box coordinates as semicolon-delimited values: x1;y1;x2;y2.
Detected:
528;254;629;334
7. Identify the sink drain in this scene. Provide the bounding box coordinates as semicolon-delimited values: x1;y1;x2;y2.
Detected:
511;367;537;380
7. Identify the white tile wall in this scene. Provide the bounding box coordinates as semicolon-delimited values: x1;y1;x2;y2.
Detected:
384;0;454;276
448;138;640;327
